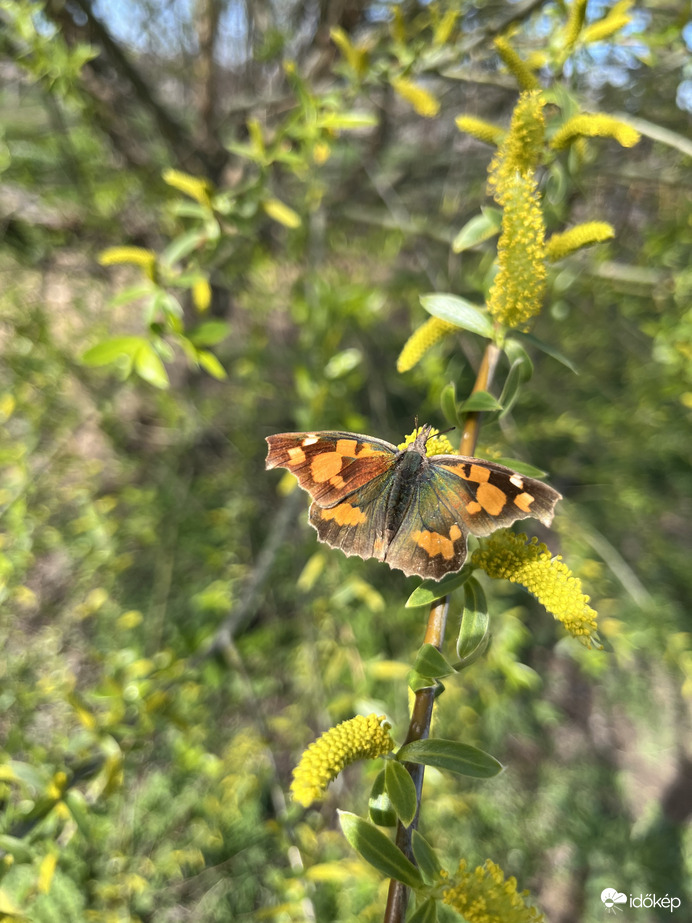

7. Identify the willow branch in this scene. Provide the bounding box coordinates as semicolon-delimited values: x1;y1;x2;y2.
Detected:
383;340;501;923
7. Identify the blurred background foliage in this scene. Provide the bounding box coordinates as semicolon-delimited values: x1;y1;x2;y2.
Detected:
0;1;691;921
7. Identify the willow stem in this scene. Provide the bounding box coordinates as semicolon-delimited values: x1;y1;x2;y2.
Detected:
383;341;500;923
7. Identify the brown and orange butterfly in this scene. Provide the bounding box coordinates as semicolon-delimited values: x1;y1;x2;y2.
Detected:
265;425;561;580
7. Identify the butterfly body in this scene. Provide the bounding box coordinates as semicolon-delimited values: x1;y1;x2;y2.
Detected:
265;426;561;580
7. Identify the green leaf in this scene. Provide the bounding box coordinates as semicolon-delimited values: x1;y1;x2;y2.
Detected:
159;229;206;267
407;897;438;923
411;831;443;884
338;811;423;888
440;381;460;428
133;343;170;389
369;770;397;827
452;207;501;253
107;284;154;309
319;111;379;130
187;321;230;347
197;349;227;380
407;670;436;693
385;761;417;827
405;568;471;608
504;338;534;382
324;347;362;379
457;390;502;413
413;643;455;679
514;331;579;374
397;739;502;778
420;293;494;338
494;457;547;478
456;578;490;667
82;336;147;367
0;835;34;863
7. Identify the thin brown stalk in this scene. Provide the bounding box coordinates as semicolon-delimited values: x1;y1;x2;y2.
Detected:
383;341;500;923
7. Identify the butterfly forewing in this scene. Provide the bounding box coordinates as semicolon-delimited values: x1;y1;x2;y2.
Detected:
265;432;396;507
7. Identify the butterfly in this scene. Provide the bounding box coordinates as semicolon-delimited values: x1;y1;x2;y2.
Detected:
265;425;562;580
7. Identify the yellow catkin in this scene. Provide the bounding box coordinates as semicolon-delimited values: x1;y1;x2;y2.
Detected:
546;222;615;262
443;859;545;923
471;531;598;646
563;0;588;48
551;114;640;150
488;91;545;198
397;317;457;373
455;116;506;148
493;37;540;91
291;714;394;807
398;427;455;456
162;168;214;206
583;0;633;44
486;172;546;328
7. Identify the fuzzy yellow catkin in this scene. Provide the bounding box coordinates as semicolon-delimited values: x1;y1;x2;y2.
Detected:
455;116;506;148
162;168;214;206
488;90;545;198
397;316;457;373
398;427;455;456
551;114;640;150
546;222;615;262
486;171;546;328
290;714;394;807
471;531;598;646
443;858;545;923
493;36;540;91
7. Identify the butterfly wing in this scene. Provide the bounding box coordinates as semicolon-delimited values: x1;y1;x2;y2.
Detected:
383;455;562;580
265;431;397;507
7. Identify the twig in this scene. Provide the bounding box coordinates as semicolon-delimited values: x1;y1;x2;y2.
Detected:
383;341;499;923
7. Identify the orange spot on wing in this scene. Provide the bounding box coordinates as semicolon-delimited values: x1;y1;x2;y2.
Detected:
320;503;366;526
476;482;506;515
330;474;346;489
287;446;306;465
412;527;460;561
514;491;535;513
468;464;490;483
311;452;343;482
336;439;359;456
466;500;482;515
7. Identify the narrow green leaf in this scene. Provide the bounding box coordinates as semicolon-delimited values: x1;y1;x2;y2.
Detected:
107;284;153;309
504;338;534;382
498;360;524;418
319;111;378;130
82;336;147;367
397;739;502;778
188;321;230;347
160;229;206;267
408;897;438;923
407;670;436;693
385;761;417;828
458;390;502;413
440;381;460;428
420;294;494;338
369;770;397;827
456;578;490;667
452;207;502;253
0;835;35;863
405;568;471;608
514;331;579;374
411;831;443;884
197;349;227;380
338;811;423;888
495;457;547;478
413;643;455;679
133;343;170;389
